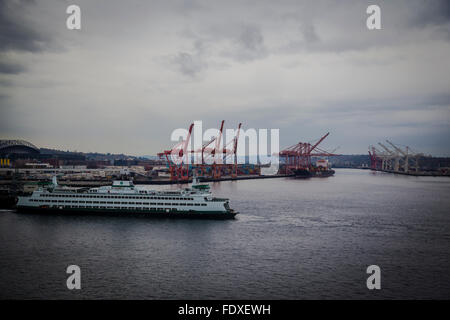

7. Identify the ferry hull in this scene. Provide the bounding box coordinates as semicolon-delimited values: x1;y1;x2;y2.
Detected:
15;206;237;220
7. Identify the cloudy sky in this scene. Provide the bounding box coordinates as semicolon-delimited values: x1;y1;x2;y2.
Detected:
0;0;449;156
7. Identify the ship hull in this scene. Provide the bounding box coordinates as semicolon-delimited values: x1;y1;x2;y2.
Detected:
15;205;237;219
293;169;335;178
292;169;312;179
311;169;335;177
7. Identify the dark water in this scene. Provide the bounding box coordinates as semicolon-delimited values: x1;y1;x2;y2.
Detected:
1;169;449;299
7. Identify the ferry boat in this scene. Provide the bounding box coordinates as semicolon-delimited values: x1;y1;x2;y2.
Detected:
16;177;238;219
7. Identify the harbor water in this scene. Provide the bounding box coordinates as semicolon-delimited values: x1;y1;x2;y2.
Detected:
1;169;449;299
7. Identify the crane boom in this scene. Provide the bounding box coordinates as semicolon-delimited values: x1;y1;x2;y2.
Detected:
233;123;242;153
378;143;395;156
215;120;225;152
373;146;387;156
309;132;330;153
180;123;194;158
386;140;408;156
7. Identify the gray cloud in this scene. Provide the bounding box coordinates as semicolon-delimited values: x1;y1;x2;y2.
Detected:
0;0;54;78
0;79;13;86
300;23;319;43
408;0;450;27
170;52;207;77
166;38;208;77
1;0;449;156
0;0;49;53
0;61;26;74
230;25;268;62
169;24;268;76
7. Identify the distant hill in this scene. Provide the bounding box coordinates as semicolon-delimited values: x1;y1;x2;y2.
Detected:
39;148;143;161
327;155;370;168
140;155;161;160
40;148;84;156
37;149;450;170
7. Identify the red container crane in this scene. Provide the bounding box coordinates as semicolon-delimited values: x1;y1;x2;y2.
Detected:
158;123;194;181
279;132;338;174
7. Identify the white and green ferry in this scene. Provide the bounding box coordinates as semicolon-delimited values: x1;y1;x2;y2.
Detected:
16;177;237;219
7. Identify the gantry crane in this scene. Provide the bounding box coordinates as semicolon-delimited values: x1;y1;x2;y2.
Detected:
158;123;194;181
386;140;410;172
279;132;338;174
378;142;399;171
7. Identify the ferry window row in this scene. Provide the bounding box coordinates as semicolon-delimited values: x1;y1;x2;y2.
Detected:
89;190;150;195
48;206;204;210
52;206;198;211
39;194;194;200
30;199;206;206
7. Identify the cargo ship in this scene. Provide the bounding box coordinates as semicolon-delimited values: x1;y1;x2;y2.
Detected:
16;176;238;219
310;168;335;177
293;168;335;178
293;159;335;178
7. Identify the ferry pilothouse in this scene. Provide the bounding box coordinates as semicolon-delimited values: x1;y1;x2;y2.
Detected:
16;177;238;219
